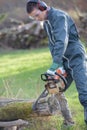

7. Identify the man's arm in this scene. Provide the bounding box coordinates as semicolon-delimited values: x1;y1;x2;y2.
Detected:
51;14;69;66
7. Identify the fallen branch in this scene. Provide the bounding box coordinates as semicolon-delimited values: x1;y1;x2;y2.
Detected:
0;119;29;127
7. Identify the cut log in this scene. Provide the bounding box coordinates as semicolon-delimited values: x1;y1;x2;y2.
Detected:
0;97;62;130
0;98;52;121
0;98;52;130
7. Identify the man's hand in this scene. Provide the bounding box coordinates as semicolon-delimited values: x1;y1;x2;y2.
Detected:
46;69;55;75
46;62;59;76
46;62;66;78
46;63;67;91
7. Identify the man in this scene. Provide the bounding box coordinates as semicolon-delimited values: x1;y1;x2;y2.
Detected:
26;0;87;125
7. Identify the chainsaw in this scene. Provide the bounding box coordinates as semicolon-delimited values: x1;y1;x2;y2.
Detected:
32;72;68;116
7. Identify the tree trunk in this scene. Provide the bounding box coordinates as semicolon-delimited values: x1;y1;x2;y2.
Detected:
0;99;36;121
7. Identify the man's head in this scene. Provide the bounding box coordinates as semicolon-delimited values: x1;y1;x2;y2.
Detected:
26;0;48;21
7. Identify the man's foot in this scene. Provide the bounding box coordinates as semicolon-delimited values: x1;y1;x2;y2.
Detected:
84;108;87;125
63;119;75;126
85;120;87;125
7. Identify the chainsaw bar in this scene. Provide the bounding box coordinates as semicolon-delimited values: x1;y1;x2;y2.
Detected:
32;89;51;116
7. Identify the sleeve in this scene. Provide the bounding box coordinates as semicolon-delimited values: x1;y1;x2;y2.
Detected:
52;14;69;65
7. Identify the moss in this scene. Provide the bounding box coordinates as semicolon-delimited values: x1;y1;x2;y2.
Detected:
0;102;35;121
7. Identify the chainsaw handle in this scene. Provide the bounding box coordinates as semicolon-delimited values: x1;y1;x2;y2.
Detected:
41;73;54;81
41;73;67;86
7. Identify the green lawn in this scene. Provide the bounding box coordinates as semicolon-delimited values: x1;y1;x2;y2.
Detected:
0;48;52;98
0;48;87;130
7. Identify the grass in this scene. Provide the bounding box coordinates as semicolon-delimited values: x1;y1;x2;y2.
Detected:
0;47;87;130
0;48;51;98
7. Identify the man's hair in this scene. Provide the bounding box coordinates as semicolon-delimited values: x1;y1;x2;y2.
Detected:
26;2;38;14
26;0;47;14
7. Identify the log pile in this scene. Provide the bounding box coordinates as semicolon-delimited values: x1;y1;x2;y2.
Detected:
0;20;47;49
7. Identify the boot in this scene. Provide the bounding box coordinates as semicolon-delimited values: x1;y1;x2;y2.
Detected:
84;108;87;125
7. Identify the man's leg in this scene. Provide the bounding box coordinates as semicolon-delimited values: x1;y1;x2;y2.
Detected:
70;54;87;124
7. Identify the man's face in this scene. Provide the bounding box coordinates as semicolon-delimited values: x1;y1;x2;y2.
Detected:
28;8;47;21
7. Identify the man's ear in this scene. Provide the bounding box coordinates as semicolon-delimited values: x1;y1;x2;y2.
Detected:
37;1;47;11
